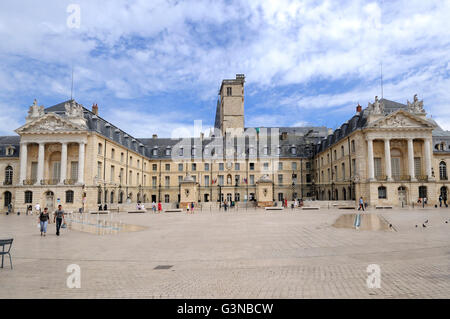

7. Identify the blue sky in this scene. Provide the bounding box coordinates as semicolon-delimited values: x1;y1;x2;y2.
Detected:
0;0;449;138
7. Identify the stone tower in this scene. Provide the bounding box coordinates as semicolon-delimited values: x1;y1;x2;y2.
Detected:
215;74;245;135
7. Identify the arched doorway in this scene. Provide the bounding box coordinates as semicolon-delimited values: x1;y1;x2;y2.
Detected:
45;191;54;212
334;189;338;200
398;186;407;206
342;188;347;200
440;186;448;202
3;191;12;207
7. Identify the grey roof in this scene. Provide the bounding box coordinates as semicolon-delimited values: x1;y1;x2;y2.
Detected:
0;135;20;158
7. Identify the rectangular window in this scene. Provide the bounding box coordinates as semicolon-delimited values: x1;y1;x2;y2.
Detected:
178;163;183;171
98;143;102;155
129;170;133;184
164;194;170;203
278;174;283;184
204;163;209;171
204;175;209;186
165;176;170;188
391;158;401;178
249;175;255;185
278;162;283;171
152;176;157;188
414;157;422;178
165;163;170;171
192;163;197;171
120;168;124;184
178;176;183;183
110;165;115;182
374;158;382;178
152;164;157;171
111;148;115;159
351;140;355;153
121;152;124;163
97;162;102;179
306;174;311;183
66;191;74;203
31;162;38;181
227;87;232;96
53;162;61;181
71;161;78;180
218;175;224;185
352;159;356;175
219;163;224;171
249;163;255;170
292;162;297;170
235;163;240;171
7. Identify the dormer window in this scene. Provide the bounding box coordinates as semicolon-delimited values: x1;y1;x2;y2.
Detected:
6;146;14;156
227;87;232;96
152;148;158;156
290;147;296;155
165;147;171;156
263;146;268;155
179;148;183;156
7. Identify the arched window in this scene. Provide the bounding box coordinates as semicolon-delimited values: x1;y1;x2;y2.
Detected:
4;166;13;185
419;186;427;199
24;190;33;203
119;191;123;204
65;190;74;203
110;191;114;204
334;189;338;200
104;190;108;203
342;187;347;200
378;186;387;199
439;161;447;180
4;191;12;207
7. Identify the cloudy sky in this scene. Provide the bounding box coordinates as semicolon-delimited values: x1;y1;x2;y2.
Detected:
0;0;449;138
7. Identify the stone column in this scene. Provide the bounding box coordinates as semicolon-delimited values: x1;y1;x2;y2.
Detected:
36;143;45;185
367;138;375;181
407;138;416;181
19;142;27;184
77;142;85;184
424;138;432;178
60;142;67;184
384;138;392;181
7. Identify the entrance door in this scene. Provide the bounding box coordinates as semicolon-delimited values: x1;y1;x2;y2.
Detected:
398;187;407;206
151;195;157;203
46;191;54;212
441;187;448;201
4;191;12;207
204;194;209;202
226;193;232;202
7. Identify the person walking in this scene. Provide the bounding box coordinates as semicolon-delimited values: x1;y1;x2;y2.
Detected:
439;195;443;207
152;201;156;213
53;205;65;236
358;197;365;211
157;201;162;213
191;202;194;213
38;207;50;237
7;202;12;215
186;203;190;213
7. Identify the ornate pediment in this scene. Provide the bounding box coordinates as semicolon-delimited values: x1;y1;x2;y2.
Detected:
15;113;86;134
369;110;435;129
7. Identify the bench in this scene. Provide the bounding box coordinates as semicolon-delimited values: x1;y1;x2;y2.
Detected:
89;211;109;214
302;207;320;210
0;238;13;269
164;209;182;213
128;210;147;214
375;206;393;209
265;207;284;210
338;206;356;210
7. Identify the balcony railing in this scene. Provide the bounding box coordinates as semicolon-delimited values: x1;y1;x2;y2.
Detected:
3;180;12;185
41;179;59;185
64;179;77;185
416;175;428;182
376;175;387;181
23;179;37;185
440;176;448;181
393;175;411;182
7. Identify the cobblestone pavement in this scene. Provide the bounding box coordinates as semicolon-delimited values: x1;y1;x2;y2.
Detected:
0;207;449;298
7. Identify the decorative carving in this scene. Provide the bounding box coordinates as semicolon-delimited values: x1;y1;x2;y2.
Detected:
64;100;87;128
368;96;384;115
26;99;45;122
407;94;425;114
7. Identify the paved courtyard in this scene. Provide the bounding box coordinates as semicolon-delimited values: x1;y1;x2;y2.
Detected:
1;207;449;298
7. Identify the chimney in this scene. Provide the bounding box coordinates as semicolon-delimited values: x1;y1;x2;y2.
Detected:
152;134;158;139
92;103;98;115
356;104;362;113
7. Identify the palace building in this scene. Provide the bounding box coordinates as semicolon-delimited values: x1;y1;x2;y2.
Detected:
1;74;449;212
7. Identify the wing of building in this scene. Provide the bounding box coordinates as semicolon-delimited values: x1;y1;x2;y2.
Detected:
1;76;449;212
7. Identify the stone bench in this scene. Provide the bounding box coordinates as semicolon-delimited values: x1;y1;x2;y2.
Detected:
338;206;356;210
302;207;320;210
128;210;147;214
89;211;109;214
265;207;284;211
164;209;182;213
375;206;393;209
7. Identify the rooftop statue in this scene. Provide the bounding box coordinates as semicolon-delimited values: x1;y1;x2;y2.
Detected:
368;96;384;115
26;99;45;122
407;94;425;113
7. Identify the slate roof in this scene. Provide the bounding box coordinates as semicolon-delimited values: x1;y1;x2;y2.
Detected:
0;136;20;158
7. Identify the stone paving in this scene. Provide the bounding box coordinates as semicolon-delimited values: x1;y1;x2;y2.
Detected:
0;207;449;298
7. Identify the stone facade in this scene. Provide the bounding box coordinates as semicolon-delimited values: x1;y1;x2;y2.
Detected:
0;76;449;213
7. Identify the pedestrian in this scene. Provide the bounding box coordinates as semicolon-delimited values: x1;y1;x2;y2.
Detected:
224;201;228;211
157;201;162;213
186;203;190;213
26;205;32;216
53;204;65;236
191;202;194;213
35;202;41;215
358;197;365;211
7;203;12;215
103;203;108;211
284;198;287;208
152;201;156;213
439;195;443;207
38;207;50;237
